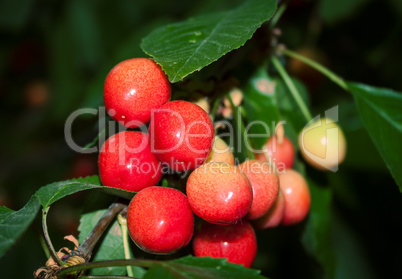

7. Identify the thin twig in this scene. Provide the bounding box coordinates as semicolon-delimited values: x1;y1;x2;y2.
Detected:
42;206;64;266
74;203;127;260
57;259;154;277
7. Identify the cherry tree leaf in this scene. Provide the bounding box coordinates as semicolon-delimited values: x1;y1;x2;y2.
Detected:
0;195;40;258
78;209;145;277
35;176;135;208
141;0;277;82
144;255;267;279
347;82;402;191
0;207;14;223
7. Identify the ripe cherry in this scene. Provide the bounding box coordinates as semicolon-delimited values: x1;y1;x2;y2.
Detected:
279;169;311;225
127;186;194;254
238;160;279;220
104;58;170;128
205;136;235;165
253;189;285;229
186;162;253;225
98;131;162;192
255;125;294;169
149;100;214;171
298;117;346;171
192;220;257;268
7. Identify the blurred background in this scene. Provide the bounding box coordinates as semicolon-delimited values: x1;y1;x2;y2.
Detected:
0;0;401;278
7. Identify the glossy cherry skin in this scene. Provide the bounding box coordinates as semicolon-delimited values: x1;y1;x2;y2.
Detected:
192;220;257;268
279;169;311;225
255;136;294;170
98;131;162;192
149;100;214;171
238;160;279;220
186;162;253;225
298;117;346;171
127;186;194;254
253;188;285;229
104;58;170;128
205;136;235;165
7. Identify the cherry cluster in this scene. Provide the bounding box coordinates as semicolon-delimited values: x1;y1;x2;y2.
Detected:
98;58;312;268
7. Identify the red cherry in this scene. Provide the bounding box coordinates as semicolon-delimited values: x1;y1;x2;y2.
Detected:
104;58;170;128
255;136;295;170
127;186;194;254
186;162;253;225
238;160;279;220
149;100;214;171
253;188;285;229
279;169;311;225
98;131;162;192
192;220;257;268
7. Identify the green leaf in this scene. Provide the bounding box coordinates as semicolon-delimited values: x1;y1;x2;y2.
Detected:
78;210;146;278
144;256;267;279
0;207;14;223
35;176;135;208
78;210;125;276
0;195;40;258
141;0;277;82
302;179;336;278
243;66;280;149
319;0;371;25
347;82;402;191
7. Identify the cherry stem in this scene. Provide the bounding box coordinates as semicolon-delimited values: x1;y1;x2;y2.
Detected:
75;203;127;259
117;209;134;277
226;93;255;160
57;259;155;278
276;124;285;145
210;97;221;122
42;206;65;266
271;56;313;122
270;0;288;28
83;127;106;150
32;223;51;259
278;47;348;91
